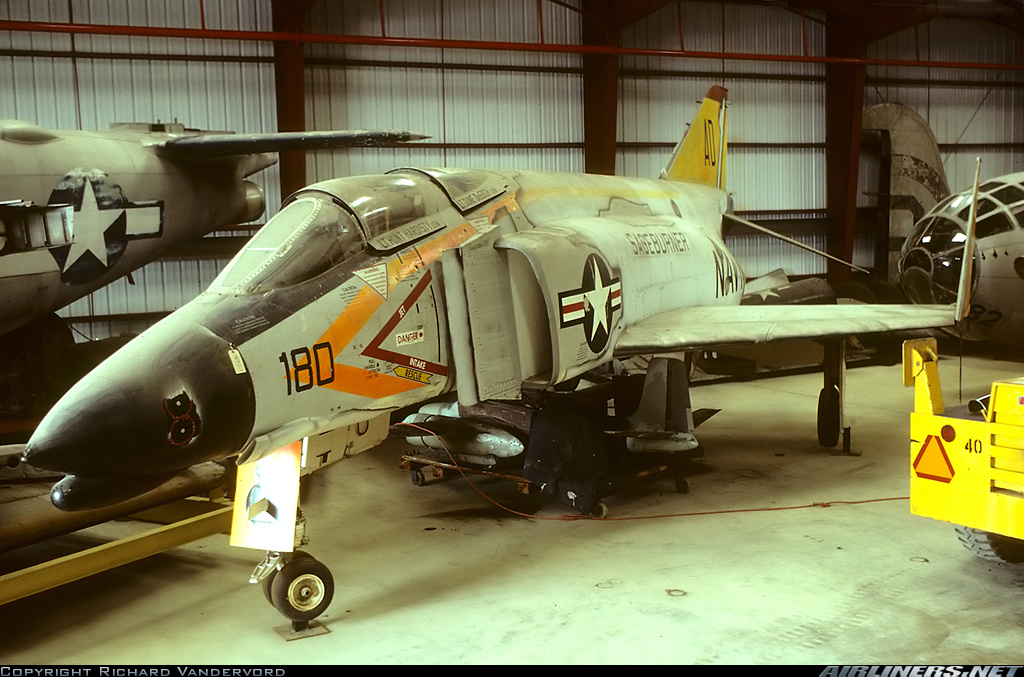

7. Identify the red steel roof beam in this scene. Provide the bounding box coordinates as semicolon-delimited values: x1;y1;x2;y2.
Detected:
3;19;1022;69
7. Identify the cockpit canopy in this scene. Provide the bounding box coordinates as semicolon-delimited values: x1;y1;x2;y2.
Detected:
899;174;1024;303
211;172;451;294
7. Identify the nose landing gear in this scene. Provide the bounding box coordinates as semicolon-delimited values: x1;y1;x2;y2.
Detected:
248;506;336;635
252;549;335;634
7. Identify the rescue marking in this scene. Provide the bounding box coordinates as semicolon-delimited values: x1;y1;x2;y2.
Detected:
913;434;956;483
394;366;431;384
307;222;478;399
558;254;622;354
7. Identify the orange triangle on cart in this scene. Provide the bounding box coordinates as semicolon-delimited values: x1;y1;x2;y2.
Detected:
913;434;955;483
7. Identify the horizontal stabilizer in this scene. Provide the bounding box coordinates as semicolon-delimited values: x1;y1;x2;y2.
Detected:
741;276;836;306
158;129;430;159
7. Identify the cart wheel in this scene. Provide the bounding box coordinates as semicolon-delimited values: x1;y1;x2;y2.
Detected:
590;501;608;519
674;476;690;494
269;554;334;622
410;468;426;486
955;526;1024;564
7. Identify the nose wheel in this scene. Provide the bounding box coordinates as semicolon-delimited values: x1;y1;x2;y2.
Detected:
254;550;335;626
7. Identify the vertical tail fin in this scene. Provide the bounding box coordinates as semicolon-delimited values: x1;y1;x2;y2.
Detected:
660;85;728;188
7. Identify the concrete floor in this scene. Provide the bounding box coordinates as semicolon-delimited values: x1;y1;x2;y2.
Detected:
2;350;1024;664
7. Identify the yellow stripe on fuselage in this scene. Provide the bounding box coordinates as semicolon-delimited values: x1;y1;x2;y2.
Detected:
290;218;481;400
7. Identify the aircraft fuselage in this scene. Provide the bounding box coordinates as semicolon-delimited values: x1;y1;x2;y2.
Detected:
24;165;743;505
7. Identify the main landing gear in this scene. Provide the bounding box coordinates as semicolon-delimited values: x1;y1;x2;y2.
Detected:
817;339;853;455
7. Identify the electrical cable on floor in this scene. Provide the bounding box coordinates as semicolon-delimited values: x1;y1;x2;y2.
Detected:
396;421;909;522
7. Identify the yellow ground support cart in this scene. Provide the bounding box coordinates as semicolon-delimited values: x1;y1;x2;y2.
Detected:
905;337;1024;563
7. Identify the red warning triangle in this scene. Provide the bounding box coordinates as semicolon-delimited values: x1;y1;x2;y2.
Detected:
913;435;955;483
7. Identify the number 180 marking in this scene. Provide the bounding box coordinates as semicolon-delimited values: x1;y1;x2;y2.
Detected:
279;342;335;395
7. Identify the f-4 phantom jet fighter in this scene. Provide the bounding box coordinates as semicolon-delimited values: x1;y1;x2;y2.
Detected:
0;120;422;336
25;87;957;621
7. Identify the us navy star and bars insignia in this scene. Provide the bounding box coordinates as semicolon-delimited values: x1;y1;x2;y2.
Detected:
558;253;622;353
47;170;164;285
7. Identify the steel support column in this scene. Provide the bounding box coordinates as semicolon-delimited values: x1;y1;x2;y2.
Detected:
271;1;314;199
824;15;866;284
582;3;619;176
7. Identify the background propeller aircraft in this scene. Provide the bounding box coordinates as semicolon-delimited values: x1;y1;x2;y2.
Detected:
899;171;1024;346
0;120;423;413
24;86;957;622
864;102;1024;347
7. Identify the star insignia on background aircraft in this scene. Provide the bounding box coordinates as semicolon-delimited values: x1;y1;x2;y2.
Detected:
46;169;164;285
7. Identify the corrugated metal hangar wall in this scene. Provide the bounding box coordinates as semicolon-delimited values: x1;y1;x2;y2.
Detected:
0;0;1021;341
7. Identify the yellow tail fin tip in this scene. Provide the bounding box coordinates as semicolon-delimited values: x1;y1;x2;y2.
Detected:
661;86;728;189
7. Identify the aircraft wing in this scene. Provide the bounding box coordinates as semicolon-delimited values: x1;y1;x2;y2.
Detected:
614;303;953;356
156;129;429;158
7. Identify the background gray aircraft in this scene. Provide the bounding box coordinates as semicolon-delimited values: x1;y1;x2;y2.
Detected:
0;120;422;415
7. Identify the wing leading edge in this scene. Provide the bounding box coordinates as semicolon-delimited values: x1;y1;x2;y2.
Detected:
614;303;954;356
157;129;429;158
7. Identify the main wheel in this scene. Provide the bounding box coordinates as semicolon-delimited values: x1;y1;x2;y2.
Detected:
269;554;335;622
817;385;840;448
955;526;1024;564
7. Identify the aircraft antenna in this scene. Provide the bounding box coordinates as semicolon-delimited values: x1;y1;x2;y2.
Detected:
954;158;981;323
723;213;870;274
954;158;981;404
959;335;963;404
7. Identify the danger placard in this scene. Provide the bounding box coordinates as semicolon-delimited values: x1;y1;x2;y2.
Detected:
395;327;424;346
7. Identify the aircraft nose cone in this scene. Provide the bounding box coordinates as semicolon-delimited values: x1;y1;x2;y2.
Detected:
25;324;256;478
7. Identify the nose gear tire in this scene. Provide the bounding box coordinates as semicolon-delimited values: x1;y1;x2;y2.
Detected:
268;553;335;622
